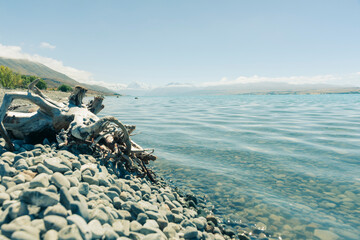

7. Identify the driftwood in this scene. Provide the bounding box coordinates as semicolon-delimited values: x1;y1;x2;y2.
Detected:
0;80;157;181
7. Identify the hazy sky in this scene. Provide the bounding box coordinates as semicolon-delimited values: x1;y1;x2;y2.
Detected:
1;0;360;88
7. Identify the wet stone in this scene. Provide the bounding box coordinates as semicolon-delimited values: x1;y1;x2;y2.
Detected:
314;229;340;240
184;226;199;239
193;218;206;230
206;215;218;226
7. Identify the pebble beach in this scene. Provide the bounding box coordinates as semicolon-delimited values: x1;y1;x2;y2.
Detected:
0;90;272;240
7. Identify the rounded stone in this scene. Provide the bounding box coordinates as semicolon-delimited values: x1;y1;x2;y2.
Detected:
184;226;199;239
51;172;70;189
88;219;104;239
30;173;50;188
43;229;58;240
44;204;68;218
58;224;82;240
44;215;68;231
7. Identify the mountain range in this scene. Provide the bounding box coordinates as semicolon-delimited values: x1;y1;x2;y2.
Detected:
115;81;360;96
0;57;115;95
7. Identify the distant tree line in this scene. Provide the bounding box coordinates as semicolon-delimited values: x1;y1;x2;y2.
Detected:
0;65;47;89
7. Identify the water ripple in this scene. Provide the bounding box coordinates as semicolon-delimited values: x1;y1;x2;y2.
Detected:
100;94;360;240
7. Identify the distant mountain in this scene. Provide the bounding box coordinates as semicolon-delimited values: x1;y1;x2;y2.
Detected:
0;57;115;95
133;81;358;96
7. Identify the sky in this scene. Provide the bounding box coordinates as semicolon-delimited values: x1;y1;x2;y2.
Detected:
0;0;360;89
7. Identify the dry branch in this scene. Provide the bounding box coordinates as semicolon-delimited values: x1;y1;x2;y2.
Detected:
0;84;157;181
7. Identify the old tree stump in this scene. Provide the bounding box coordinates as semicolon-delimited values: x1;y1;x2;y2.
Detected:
0;80;157;181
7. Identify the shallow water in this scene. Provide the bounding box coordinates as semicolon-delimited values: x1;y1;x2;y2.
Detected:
100;94;360;239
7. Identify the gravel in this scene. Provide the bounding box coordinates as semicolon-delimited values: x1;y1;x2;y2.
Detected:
0;137;263;240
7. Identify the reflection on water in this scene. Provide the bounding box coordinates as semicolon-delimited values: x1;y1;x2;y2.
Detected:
100;94;360;240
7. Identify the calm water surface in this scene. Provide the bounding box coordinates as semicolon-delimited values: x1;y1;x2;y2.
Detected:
100;94;360;240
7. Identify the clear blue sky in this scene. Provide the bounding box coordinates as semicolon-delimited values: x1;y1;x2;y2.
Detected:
1;0;360;87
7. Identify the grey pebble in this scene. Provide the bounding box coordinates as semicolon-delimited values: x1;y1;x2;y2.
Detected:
137;212;148;225
70;201;89;222
90;207;109;224
77;182;89;196
0;192;10;205
67;214;92;240
44;158;70;173
37;164;53;175
43;229;58;240
51;172;71;189
60;187;74;209
130;220;142;232
11;227;40;240
44;204;68;218
103;223;119;240
29;173;49;188
20;189;59;207
184;226;199;239
44;215;68;231
118;210;132;220
58;224;82;240
82;175;99;185
88;219;104;239
143;233;167;240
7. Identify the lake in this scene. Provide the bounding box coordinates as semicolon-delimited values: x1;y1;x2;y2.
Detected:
100;94;360;240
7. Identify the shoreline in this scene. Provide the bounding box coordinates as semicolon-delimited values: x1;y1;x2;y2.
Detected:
0;88;273;239
0;138;269;240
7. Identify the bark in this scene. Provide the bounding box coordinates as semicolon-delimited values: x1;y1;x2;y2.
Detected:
0;84;157;181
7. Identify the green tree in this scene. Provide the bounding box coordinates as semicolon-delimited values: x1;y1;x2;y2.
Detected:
20;75;47;89
58;84;73;92
0;66;22;88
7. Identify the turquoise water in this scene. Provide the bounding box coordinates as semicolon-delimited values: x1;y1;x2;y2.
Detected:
100;94;360;239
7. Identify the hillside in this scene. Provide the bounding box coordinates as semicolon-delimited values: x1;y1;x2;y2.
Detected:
0;57;115;95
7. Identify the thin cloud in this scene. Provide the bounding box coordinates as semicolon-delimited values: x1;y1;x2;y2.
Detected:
40;42;56;49
201;74;359;87
0;43;93;83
